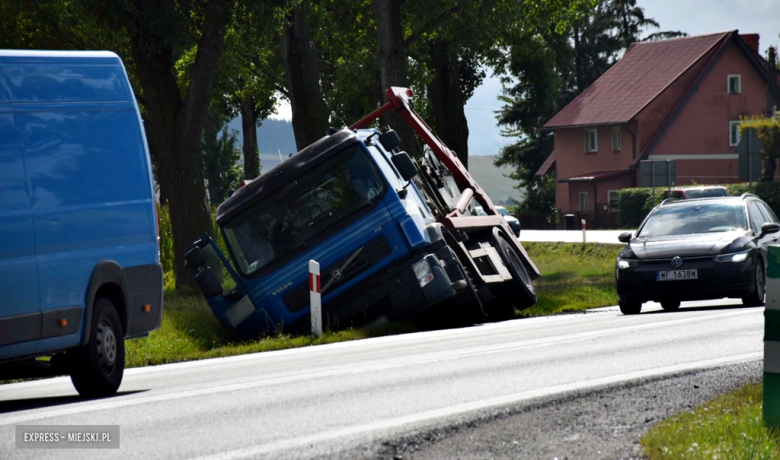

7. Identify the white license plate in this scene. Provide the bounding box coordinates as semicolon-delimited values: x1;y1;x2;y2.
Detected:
656;269;698;281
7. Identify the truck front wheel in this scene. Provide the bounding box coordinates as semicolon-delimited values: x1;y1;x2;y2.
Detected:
70;297;125;397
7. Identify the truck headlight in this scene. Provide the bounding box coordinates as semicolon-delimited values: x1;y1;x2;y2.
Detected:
714;249;750;263
617;258;640;269
412;259;434;287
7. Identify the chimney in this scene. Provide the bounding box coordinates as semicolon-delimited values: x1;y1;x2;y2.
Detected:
741;34;760;54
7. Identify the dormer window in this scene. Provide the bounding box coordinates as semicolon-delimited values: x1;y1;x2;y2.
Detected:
584;128;598;153
727;75;741;94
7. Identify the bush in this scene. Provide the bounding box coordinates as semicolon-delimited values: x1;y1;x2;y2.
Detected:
617;188;662;228
618;182;780;229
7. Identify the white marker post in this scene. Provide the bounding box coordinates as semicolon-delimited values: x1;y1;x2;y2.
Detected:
309;260;323;337
581;219;587;244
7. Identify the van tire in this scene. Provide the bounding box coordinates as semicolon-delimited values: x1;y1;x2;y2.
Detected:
70;297;125;397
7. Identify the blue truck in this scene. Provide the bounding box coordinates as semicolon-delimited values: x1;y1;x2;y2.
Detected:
0;50;163;395
186;87;540;336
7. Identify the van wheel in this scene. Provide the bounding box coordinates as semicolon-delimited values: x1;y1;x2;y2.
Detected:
70;297;125;397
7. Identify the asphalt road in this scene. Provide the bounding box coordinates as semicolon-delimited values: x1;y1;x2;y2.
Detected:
0;299;764;459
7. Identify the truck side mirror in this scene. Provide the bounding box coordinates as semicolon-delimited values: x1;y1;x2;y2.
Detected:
618;232;633;244
195;269;223;298
379;130;401;151
184;247;206;269
392;152;418;181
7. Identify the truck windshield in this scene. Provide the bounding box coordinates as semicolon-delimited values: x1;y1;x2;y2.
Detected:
223;145;386;276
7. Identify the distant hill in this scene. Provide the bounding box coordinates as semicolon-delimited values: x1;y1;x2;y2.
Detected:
227;117;522;204
467;156;524;205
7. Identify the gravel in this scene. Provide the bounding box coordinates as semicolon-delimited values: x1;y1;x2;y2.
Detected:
338;360;762;460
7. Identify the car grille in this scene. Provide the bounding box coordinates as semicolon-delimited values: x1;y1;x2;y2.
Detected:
283;236;392;312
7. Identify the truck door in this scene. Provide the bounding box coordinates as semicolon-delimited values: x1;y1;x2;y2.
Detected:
0;98;42;357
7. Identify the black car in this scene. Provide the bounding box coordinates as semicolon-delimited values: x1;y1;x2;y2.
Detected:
615;194;780;315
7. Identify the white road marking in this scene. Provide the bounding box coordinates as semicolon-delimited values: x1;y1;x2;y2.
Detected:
193;352;763;460
0;308;760;426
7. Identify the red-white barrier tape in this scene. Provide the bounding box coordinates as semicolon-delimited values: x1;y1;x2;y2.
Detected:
309;260;322;337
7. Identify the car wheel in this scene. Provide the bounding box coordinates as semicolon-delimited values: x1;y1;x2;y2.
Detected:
70;297;125;397
661;300;681;311
742;260;765;307
619;300;642;315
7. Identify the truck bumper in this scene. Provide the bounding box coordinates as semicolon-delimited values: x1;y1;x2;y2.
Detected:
326;251;457;326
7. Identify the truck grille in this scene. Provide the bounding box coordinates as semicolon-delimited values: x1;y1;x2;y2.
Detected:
283;236;392;312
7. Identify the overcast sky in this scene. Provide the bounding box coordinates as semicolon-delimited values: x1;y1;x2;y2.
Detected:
272;0;780;157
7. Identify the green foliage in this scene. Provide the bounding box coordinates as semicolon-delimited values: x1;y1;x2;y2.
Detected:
202;111;243;204
739;117;780;181
727;182;780;215
617;187;662;228
157;205;176;291
641;383;780;460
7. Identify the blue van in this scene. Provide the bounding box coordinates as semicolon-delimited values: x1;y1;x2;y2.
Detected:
0;50;163;396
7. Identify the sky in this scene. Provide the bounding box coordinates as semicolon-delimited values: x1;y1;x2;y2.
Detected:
271;0;780;157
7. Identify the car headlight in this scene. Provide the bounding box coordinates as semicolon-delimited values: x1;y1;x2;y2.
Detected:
714;249;750;263
412;258;434;287
617;258;640;269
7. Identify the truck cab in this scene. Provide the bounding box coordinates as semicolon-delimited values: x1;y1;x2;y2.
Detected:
188;129;466;335
187;87;540;336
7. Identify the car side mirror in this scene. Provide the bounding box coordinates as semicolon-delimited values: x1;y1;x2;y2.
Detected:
392;152;418;181
618;232;633;244
195;269;223;298
379;130;401;151
761;222;780;237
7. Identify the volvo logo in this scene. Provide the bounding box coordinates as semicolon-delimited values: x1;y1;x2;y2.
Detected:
670;256;683;268
331;269;343;281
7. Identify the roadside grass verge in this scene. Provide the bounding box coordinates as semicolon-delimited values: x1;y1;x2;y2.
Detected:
518;242;620;317
641;382;780;459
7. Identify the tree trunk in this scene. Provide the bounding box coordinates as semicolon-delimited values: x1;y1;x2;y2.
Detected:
428;40;469;169
127;0;230;288
573;24;584;91
240;96;260;179
281;2;329;151
373;0;417;155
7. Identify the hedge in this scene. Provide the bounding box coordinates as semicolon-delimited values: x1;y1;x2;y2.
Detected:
617;182;780;228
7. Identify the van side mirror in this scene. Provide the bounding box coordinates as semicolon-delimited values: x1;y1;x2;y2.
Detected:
761;222;780;237
391;152;418;181
195;269;223;298
379;130;401;151
618;232;633;244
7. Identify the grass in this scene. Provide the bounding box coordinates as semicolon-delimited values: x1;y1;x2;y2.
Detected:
641;383;780;459
518;242;620;317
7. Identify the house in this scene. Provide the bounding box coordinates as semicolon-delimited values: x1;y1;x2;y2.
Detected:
538;31;774;228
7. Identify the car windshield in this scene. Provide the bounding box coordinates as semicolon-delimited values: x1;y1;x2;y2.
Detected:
223;145;385;276
638;202;747;237
496;207;511;217
474;207;487;216
683;188;729;198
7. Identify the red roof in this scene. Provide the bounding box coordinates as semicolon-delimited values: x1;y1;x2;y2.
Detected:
535;150;556;176
543;32;731;129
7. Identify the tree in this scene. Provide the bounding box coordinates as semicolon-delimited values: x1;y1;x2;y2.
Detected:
281;1;331;150
740;117;780;182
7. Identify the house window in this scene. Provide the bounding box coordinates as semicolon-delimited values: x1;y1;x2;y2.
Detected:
730;120;741;146
612;126;621;151
727;74;741;94
584;128;598;153
579;192;589;213
608;190;619;212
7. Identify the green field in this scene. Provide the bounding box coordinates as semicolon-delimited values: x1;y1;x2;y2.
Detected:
642;383;780;459
123;242;621;367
